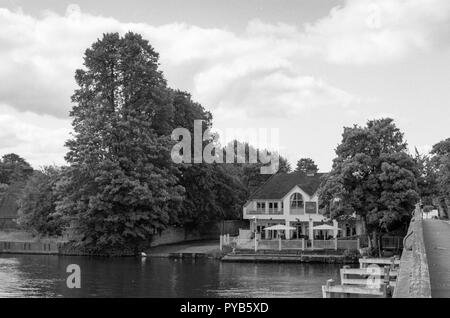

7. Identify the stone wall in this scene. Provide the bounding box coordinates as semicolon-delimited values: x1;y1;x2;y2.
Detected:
149;220;248;247
393;208;431;298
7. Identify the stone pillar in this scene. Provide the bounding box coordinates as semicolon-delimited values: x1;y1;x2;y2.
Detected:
309;219;314;240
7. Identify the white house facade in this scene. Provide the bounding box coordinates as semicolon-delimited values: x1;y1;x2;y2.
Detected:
242;171;365;240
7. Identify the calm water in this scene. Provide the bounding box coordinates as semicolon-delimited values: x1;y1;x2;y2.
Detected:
0;254;340;298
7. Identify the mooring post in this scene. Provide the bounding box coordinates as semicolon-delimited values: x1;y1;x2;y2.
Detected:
380;283;387;298
383;266;390;285
324;279;335;298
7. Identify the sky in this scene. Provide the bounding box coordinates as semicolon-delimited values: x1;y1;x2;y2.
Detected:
0;0;449;171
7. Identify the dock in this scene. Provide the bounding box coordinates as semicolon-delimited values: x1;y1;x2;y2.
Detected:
322;257;400;298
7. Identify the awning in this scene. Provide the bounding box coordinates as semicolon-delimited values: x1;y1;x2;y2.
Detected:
312;224;342;231
265;224;296;231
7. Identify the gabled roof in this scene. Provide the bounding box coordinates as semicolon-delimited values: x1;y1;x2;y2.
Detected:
248;171;327;200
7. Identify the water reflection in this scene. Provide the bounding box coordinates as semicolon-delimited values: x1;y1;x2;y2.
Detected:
0;255;340;298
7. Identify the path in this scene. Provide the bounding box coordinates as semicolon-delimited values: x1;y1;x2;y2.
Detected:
423;219;450;298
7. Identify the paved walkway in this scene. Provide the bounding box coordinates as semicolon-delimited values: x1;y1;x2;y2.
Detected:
423;219;450;298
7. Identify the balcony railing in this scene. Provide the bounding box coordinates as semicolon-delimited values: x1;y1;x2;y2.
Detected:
290;208;305;215
247;209;283;215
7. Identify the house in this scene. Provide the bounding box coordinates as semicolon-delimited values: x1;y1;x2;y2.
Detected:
242;171;365;240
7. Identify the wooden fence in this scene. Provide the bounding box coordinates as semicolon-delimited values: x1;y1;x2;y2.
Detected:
223;236;360;252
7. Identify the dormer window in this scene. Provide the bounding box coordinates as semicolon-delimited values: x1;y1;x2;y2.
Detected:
290;193;304;209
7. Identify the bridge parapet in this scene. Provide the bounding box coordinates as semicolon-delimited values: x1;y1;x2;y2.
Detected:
393;206;431;298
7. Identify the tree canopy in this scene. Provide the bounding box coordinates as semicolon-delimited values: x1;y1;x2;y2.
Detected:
319;118;419;234
57;32;184;251
0;153;33;186
17;166;65;236
295;158;319;174
430;138;450;218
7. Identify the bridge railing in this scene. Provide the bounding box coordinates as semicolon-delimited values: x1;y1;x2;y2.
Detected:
393;205;431;298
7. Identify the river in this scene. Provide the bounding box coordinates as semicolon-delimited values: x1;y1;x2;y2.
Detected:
0;254;340;297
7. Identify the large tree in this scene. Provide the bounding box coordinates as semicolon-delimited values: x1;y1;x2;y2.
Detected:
17;166;65;236
295;158;319;174
0;153;33;186
319;118;419;242
170;91;247;227
57;32;184;251
414;148;439;207
430;138;450;219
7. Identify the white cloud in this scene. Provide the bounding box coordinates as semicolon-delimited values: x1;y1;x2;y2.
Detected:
200;71;359;118
303;0;450;64
0;104;71;167
0;1;449;166
1;1;447;118
0;5;358;120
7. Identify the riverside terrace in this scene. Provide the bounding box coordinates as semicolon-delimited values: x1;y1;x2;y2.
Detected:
240;171;366;242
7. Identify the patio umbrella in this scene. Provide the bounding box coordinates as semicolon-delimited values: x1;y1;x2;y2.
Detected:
312;224;342;231
265;224;296;231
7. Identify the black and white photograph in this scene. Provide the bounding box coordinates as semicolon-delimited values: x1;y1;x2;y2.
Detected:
0;0;449;304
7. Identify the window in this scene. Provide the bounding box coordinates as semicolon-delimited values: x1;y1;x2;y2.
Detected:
290;193;304;209
257;202;266;210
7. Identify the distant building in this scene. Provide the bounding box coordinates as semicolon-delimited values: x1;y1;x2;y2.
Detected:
242;171;365;240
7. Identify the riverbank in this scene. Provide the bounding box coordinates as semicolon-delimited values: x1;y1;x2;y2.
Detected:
1;230;359;264
145;240;222;258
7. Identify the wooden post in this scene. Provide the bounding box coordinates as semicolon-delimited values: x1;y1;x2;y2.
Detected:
380;283;387;298
302;238;305;251
219;235;223;251
323;279;335;298
341;265;350;284
361;256;367;268
383;266;390;285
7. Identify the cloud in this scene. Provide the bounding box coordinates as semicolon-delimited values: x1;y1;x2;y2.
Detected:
0;1;449;166
1;1;447;119
0;104;71;167
0;5;357;120
303;0;450;64
198;70;359;118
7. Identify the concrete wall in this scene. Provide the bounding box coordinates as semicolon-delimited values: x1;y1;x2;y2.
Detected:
149;220;248;247
393;208;431;298
0;241;61;254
